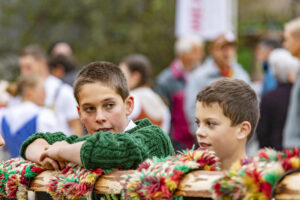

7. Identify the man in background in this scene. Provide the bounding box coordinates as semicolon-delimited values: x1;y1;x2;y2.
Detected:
283;17;300;148
185;33;251;134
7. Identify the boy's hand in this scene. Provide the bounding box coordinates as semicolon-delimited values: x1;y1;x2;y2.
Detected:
40;156;67;171
40;141;70;163
40;141;84;167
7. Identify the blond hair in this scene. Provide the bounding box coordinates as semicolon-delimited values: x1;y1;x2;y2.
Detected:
17;74;43;97
285;17;300;37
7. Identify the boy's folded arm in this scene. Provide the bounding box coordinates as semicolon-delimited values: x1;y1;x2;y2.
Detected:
80;126;174;170
42;141;84;165
20;131;84;160
61;142;83;165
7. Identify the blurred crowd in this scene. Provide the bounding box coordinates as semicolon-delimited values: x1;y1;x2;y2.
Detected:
2;17;300;159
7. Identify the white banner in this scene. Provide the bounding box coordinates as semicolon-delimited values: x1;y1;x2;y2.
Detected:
175;0;237;41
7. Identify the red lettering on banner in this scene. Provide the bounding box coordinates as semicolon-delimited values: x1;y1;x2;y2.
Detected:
191;0;202;32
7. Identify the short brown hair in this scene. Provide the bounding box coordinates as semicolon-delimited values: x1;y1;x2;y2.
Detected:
20;44;47;61
73;61;129;103
120;54;152;88
196;78;259;141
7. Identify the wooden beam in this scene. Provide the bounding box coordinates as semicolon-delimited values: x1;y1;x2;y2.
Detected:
30;170;224;197
29;169;300;198
273;171;300;200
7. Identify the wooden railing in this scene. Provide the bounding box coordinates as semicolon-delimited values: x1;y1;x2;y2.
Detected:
30;170;223;198
28;169;300;199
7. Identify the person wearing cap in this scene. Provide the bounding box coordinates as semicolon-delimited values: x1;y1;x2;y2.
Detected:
184;33;251;134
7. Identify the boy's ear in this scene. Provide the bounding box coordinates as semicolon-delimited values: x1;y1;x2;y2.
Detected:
125;95;134;116
77;106;82;119
236;121;251;140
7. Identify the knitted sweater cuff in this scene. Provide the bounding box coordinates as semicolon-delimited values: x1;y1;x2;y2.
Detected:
80;136;96;169
20;132;67;160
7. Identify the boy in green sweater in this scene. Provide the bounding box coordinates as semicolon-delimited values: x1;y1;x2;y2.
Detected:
20;61;174;170
195;78;259;170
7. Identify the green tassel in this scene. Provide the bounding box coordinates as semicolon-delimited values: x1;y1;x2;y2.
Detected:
175;165;190;173
103;169;113;174
25;165;38;178
120;189;125;200
264;172;281;185
155;156;170;163
105;194;112;200
174;195;183;200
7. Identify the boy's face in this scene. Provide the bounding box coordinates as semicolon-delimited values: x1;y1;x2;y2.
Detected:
195;102;242;161
77;82;134;135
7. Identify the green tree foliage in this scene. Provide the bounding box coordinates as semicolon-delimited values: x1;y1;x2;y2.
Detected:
0;0;298;81
0;0;176;80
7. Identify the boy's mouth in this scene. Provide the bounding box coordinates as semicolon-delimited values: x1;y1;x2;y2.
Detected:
199;142;211;150
96;128;113;132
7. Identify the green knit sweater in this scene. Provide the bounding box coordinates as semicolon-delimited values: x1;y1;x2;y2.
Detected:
20;119;174;170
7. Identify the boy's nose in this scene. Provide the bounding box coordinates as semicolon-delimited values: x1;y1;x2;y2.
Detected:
196;126;207;138
95;110;106;122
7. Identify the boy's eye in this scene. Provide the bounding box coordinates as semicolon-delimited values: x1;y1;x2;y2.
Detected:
207;121;216;128
195;120;200;127
105;103;114;109
84;107;95;113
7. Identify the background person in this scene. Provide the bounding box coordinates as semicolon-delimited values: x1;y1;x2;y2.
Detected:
257;48;299;150
156;35;204;151
282;17;300;149
254;38;281;96
0;74;59;157
185;33;251;134
19;44;83;136
48;54;78;86
119;54;170;133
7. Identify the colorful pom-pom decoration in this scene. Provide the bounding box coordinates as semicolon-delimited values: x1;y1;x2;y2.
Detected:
211;147;300;200
123;148;220;200
47;163;104;200
0;158;105;200
0;158;45;200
